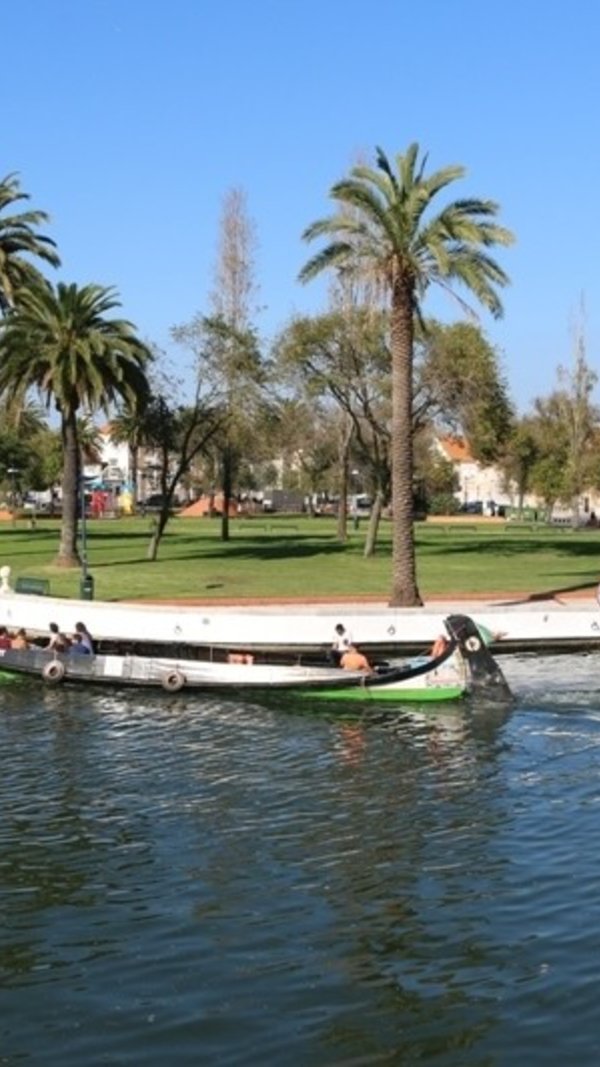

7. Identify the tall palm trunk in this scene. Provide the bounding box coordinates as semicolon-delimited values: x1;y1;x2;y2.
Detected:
55;410;81;567
388;282;422;606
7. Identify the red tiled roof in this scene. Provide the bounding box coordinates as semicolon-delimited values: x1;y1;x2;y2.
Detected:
438;435;474;463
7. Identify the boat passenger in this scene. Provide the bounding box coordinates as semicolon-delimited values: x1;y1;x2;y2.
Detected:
227;651;254;664
0;625;11;650
46;622;71;652
74;621;94;654
340;645;372;673
70;633;91;655
11;628;30;650
429;634;449;658
331;622;353;665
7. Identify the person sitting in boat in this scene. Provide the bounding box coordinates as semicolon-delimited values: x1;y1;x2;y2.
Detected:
429;634;450;659
46;621;71;652
69;632;91;655
331;622;353;665
227;650;254;665
11;628;30;650
0;625;11;650
340;645;372;673
74;620;94;654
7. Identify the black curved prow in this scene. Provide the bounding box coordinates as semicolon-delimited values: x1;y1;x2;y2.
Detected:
443;614;513;701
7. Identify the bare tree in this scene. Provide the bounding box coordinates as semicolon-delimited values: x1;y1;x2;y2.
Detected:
170;189;264;538
556;303;599;524
210;188;259;330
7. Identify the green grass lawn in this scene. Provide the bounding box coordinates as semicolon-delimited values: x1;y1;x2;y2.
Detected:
0;515;599;602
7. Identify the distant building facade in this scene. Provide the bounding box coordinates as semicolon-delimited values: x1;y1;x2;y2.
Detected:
434;435;538;514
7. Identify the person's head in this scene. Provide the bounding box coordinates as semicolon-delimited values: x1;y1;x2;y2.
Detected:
0;625;7;636
16;628;26;638
75;621;87;634
335;623;345;636
49;622;59;634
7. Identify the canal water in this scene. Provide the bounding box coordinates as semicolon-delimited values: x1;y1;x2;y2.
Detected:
2;654;600;1066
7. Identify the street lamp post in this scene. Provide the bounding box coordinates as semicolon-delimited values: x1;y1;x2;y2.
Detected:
81;476;88;578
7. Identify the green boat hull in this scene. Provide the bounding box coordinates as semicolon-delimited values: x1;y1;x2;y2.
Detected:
293;684;466;703
0;669;20;684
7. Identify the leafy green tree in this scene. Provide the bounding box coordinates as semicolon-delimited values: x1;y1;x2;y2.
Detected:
274;308;391;551
172;314;266;534
522;320;600;521
0;174;60;312
131;393;225;560
28;427;63;495
413;427;459;514
0;431;33;502
0;282;151;565
554;328;599;521
300;144;513;605
500;417;541;517
416;320;514;462
0;398;54;501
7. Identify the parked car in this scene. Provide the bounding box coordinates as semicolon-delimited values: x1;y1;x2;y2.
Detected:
138;494;180;513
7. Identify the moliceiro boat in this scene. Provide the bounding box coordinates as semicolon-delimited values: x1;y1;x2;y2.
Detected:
0;615;512;704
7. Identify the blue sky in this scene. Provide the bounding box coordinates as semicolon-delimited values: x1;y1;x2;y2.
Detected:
5;0;600;412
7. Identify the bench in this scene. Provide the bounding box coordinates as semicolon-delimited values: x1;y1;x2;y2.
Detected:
14;576;51;596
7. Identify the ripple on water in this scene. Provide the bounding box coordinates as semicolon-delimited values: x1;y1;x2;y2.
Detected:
2;665;600;1064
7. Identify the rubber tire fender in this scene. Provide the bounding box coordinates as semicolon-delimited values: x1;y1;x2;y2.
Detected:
43;659;65;684
161;669;185;692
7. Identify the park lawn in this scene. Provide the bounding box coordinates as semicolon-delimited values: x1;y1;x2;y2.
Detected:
0;515;599;602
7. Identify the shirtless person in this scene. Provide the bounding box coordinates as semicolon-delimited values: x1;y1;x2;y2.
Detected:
340;645;372;673
46;622;71;652
11;628;30;650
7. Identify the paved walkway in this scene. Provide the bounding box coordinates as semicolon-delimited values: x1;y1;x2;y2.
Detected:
140;585;598;608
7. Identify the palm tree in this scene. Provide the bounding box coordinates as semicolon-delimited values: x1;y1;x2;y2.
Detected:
0;281;152;565
0;174;60;312
299;144;514;605
109;406;150;507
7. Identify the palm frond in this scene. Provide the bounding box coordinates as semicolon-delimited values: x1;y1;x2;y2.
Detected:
298;243;355;282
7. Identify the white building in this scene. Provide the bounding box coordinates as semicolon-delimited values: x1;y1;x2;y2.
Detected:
435;435;538;513
84;425;163;502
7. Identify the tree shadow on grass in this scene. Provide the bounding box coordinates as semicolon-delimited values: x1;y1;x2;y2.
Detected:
86;539;348;568
492;580;598;605
422;535;600;603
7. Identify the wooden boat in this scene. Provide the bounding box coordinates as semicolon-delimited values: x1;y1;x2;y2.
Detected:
0;614;512;704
